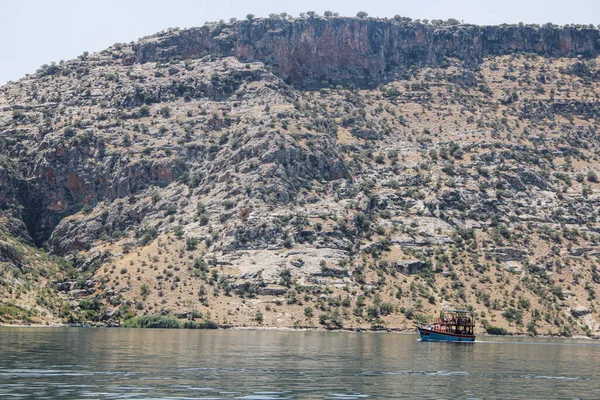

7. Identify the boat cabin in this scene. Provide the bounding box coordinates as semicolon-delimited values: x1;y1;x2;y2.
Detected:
431;310;474;335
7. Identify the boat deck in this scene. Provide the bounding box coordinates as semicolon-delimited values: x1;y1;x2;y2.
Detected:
418;327;475;342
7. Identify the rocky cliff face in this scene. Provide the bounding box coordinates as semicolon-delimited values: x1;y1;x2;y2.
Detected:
1;17;600;336
0;55;348;248
129;18;600;84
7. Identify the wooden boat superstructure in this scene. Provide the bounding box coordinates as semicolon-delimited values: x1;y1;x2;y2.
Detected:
417;310;475;342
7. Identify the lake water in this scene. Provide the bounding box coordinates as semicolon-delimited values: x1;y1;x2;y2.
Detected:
0;328;599;399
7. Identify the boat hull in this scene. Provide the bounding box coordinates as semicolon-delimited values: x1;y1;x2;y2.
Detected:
418;327;475;342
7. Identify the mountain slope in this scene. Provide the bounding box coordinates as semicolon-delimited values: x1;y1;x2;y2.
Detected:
1;16;600;336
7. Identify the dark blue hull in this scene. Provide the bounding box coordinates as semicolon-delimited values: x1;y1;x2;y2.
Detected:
418;327;475;342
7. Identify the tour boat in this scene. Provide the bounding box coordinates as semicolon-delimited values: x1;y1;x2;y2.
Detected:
417;310;475;342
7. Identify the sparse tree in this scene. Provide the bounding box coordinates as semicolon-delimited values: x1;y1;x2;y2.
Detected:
255;311;263;324
304;307;314;320
140;283;150;298
198;285;207;299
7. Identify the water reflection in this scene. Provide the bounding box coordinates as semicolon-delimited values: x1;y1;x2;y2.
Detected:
0;328;598;399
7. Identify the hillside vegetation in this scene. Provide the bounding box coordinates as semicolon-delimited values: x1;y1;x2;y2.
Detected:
1;15;600;337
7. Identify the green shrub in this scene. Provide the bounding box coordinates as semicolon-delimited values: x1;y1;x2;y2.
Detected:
160;106;171;118
485;326;508;335
140;283;150;298
502;307;523;324
198;214;209;226
183;319;218;329
255;311;264;324
123;314;181;329
139;227;158;245
367;305;380;319
83;310;100;321
304;307;314;319
526;321;537;335
319;314;328;325
186;237;199;251
139;105;151;117
79;298;102;311
379;303;394;316
0;304;27;320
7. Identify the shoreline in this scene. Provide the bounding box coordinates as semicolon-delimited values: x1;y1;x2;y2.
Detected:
1;323;597;339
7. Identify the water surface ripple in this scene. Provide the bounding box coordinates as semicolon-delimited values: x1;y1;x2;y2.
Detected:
0;328;599;399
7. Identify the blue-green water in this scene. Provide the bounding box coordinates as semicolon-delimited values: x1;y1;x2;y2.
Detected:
0;327;599;399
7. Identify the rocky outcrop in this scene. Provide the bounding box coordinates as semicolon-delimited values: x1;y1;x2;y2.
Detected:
486;247;528;262
257;285;287;296
129;18;600;84
519;169;551;190
394;259;427;275
569;247;600;256
28;152;187;246
571;306;591;317
0;240;22;270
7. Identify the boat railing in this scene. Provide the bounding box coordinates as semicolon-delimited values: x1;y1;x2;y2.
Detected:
431;315;475;335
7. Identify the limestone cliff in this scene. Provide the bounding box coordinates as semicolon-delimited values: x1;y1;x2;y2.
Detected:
129;18;600;84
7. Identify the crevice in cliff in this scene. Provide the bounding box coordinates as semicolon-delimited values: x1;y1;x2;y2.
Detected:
17;185;50;248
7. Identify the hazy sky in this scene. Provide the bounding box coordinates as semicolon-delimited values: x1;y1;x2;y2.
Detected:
2;0;599;84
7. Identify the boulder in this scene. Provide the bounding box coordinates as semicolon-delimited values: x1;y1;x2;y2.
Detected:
394;259;427;275
502;261;523;273
571;306;591;318
569;247;600;257
439;190;469;211
257;285;287;296
486;247;528;261
499;93;515;104
68;289;89;299
519;169;551;190
102;307;118;320
119;285;131;293
502;173;526;191
289;258;305;268
56;281;76;292
351;129;382;140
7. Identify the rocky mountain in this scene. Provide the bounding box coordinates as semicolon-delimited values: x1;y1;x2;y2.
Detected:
1;15;600;336
130;17;600;84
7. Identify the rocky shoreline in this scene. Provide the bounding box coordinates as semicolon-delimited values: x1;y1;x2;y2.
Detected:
1;322;598;340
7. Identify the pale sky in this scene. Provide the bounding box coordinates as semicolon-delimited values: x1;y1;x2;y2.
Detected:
2;0;599;85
